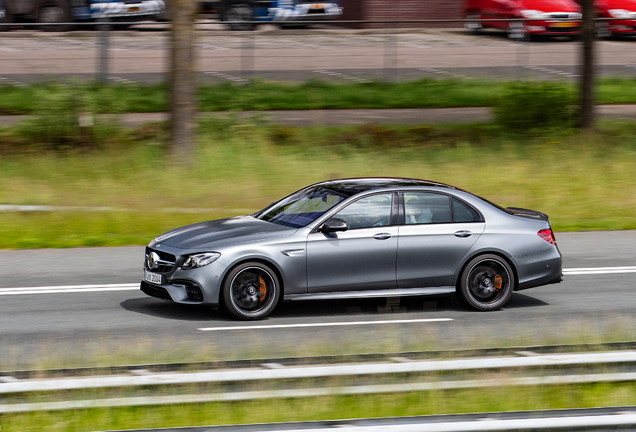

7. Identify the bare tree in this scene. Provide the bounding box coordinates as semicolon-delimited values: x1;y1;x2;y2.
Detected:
579;0;595;130
169;0;197;162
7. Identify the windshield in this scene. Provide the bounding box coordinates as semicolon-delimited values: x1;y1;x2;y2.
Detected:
256;185;350;228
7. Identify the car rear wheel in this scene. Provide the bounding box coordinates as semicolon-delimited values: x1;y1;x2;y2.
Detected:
222;262;280;320
457;254;514;311
37;0;72;32
223;3;255;31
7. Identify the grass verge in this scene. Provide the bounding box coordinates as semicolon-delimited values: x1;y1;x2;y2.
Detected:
2;77;636;114
2;383;636;432
2;118;636;249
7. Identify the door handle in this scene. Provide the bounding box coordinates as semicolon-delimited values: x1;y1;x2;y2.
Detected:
454;230;473;238
373;233;392;240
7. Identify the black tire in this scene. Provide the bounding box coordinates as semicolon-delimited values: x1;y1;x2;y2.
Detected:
37;0;72;32
596;22;612;39
280;23;308;30
223;3;255;31
222;261;280;320
0;8;13;33
457;254;514;311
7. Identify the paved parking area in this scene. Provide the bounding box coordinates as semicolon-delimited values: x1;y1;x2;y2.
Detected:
0;26;635;84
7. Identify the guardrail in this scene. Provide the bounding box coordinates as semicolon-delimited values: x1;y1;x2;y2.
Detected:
3;342;636;414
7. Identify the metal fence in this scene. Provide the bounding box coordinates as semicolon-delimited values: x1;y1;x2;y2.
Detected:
0;19;634;86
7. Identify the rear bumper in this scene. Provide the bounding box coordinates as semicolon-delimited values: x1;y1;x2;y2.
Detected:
517;269;563;291
89;0;165;18
514;244;563;291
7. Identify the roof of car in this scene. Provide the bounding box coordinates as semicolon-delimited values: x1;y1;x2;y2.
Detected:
316;177;456;196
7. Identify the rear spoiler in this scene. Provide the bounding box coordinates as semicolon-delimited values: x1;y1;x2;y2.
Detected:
506;207;549;221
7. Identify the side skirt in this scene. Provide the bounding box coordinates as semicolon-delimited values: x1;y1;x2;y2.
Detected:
284;287;455;301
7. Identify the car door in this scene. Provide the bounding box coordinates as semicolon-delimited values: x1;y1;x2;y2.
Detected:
306;192;398;293
397;192;485;288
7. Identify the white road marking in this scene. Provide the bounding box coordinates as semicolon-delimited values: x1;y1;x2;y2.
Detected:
523;65;578;78
0;284;139;295
313;69;370;83
419;67;468;79
198;318;454;331
203;70;248;84
0;76;29;87
0;266;634;297
563;266;636;275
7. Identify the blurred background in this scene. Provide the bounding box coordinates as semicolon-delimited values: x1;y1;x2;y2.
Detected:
2;1;636;431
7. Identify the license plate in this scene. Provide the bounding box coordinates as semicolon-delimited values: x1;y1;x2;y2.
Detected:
144;270;162;285
553;22;578;28
128;6;140;12
311;4;325;9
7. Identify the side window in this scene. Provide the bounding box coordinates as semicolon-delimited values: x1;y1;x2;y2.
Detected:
404;193;451;225
452;198;481;223
333;193;393;230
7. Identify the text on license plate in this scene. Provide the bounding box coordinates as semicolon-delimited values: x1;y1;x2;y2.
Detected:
311;4;325;9
144;270;162;285
128;6;140;12
553;22;578;28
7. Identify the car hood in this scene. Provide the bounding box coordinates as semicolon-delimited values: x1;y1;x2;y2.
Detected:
597;0;636;10
150;216;297;249
517;0;580;12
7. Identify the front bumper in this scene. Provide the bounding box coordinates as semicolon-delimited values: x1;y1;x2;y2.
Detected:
524;20;581;35
140;244;227;306
268;4;342;21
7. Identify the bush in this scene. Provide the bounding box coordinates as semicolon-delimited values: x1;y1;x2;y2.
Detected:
16;84;121;150
269;125;298;145
494;82;573;131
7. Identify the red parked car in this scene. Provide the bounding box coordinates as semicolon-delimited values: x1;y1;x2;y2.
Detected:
464;0;582;39
594;0;636;37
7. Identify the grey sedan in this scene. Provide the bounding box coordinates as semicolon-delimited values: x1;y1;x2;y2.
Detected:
141;178;563;320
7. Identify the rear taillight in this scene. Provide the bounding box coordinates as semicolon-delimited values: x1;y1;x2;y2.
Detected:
538;228;557;245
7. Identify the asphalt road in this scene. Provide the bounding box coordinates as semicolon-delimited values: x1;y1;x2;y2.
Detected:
0;231;635;367
1;27;635;84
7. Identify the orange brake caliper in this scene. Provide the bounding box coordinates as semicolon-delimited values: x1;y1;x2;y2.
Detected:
258;277;267;303
494;275;503;291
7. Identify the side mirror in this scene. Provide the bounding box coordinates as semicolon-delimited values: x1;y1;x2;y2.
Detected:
321;218;349;233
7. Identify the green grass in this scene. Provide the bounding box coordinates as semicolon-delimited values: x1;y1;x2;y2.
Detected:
2;118;636;249
3;383;636;432
2;77;636;115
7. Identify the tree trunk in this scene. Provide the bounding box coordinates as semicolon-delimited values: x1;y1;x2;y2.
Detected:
169;0;197;163
579;0;595;130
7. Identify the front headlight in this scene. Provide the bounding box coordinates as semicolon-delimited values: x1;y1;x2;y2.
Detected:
609;9;633;18
520;10;544;19
181;252;221;269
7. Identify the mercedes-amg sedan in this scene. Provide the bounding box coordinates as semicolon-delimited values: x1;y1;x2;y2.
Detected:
141;178;563;320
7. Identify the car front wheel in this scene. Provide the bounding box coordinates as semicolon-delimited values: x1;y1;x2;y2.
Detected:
457;254;514;311
222;262;280;320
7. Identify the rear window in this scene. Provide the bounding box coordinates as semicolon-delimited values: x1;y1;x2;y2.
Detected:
453;198;482;223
